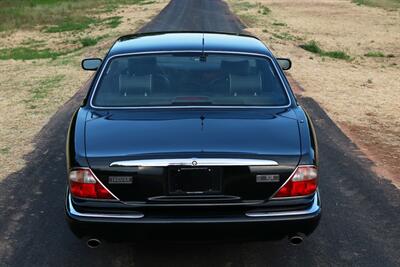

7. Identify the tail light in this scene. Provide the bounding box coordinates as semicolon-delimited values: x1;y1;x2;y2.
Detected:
273;165;318;198
69;168;115;199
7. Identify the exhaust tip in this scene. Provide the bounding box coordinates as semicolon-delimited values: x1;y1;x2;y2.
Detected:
87;238;101;249
288;233;304;245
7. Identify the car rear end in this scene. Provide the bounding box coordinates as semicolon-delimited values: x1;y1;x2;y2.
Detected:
66;160;320;242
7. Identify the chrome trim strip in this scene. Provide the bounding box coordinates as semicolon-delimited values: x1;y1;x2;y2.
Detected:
245;191;320;218
68;194;144;219
89;50;293;109
110;158;279;167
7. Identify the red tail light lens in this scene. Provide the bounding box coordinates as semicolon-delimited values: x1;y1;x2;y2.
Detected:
273;165;318;198
69;168;114;199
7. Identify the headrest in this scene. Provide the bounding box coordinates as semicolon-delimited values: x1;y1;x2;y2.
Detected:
221;60;250;75
229;73;262;96
128;57;157;75
119;74;152;96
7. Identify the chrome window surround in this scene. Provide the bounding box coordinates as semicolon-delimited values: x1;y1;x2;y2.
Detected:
89;50;293;109
110;158;279;167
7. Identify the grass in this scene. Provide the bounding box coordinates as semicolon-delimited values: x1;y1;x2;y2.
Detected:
45;15;123;33
29;75;65;103
103;16;123;28
364;51;385;57
231;1;271;26
1;33;110;60
352;0;400;9
323;51;351;60
272;22;287;27
0;47;62;60
21;39;47;48
44;17;98;33
80;38;99;47
300;41;322;54
0;148;10;155
139;0;156;4
272;32;299;41
258;5;271;15
79;35;108;47
0;0;155;31
300;40;351;60
232;1;258;11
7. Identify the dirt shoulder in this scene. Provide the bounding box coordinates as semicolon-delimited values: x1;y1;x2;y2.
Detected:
228;0;400;187
0;0;168;181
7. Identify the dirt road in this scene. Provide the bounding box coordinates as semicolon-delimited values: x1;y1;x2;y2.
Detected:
0;1;399;266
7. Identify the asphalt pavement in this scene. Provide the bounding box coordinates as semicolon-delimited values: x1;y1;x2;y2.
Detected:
0;0;399;266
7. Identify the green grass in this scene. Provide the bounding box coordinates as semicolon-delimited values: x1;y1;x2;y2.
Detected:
364;51;385;57
272;32;299;41
258;5;271;15
0;0;156;31
21;38;47;47
0;147;10;154
29;75;65;103
103;16;123;28
322;51;351;60
300;40;351;60
352;0;400;9
79;35;108;47
44;17;98;33
45;15;124;33
80;38;99;47
0;47;62;60
139;0;156;5
272;22;287;27
300;41;322;54
232;1;258;11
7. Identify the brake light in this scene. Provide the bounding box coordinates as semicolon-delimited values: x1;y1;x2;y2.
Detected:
273;165;318;198
69;168;114;199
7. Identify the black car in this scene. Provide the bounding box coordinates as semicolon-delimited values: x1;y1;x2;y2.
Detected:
66;32;320;247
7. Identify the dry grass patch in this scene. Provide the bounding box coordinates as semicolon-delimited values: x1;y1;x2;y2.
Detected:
228;0;400;186
0;0;168;181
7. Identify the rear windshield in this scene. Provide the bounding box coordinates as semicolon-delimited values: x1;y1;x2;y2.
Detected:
92;53;290;107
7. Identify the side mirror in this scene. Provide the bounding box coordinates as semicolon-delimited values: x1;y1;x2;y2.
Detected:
82;58;102;71
277;58;292;70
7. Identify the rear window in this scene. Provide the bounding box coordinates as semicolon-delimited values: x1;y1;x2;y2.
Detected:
92;53;290;107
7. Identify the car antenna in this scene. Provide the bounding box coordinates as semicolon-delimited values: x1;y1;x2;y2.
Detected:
200;33;207;62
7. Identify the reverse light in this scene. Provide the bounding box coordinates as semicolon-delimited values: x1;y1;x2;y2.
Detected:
69;168;114;199
273;165;318;198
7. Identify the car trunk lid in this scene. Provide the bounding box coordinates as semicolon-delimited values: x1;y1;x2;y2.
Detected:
85;109;301;203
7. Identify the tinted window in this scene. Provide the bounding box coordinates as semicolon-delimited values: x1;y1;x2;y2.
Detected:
92;53;289;107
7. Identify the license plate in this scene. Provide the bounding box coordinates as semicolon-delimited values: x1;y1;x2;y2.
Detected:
168;167;222;195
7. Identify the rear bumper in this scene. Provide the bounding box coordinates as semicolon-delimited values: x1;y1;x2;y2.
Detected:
65;191;321;241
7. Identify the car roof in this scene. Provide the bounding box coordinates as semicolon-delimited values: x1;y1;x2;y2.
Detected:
108;31;274;57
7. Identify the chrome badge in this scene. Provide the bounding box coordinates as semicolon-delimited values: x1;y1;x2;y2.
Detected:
256;174;280;183
108;176;133;184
